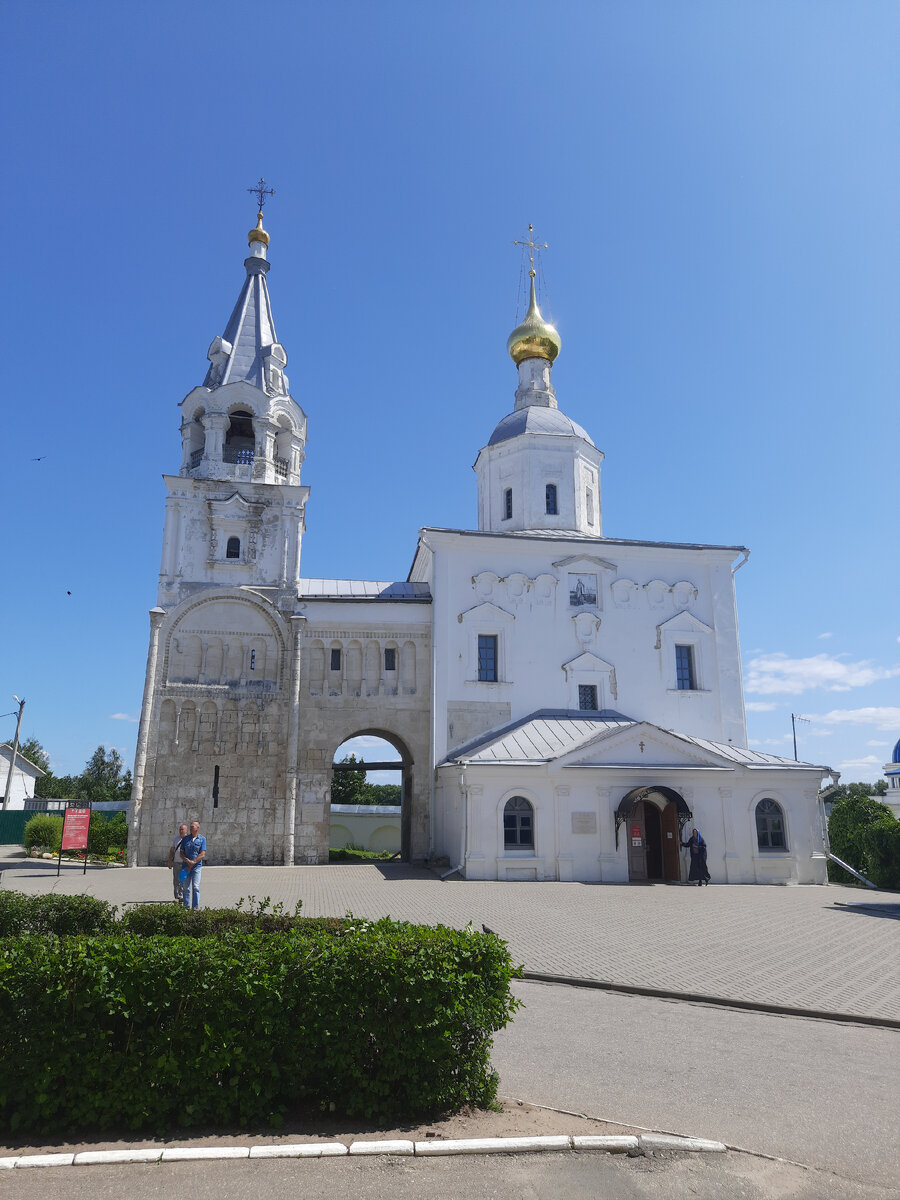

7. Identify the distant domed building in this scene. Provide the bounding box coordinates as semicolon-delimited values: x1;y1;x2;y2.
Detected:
128;211;835;883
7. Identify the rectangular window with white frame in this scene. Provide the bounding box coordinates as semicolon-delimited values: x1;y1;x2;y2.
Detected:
675;644;695;690
477;634;498;682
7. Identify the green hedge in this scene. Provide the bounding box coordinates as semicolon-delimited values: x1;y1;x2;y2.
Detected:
119;903;348;939
0;920;520;1134
0;892;117;936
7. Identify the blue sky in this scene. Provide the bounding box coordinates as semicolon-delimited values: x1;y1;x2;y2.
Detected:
2;0;897;784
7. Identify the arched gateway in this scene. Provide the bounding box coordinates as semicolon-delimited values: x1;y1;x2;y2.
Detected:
616;786;692;883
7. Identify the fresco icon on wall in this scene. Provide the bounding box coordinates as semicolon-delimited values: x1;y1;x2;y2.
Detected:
569;573;597;607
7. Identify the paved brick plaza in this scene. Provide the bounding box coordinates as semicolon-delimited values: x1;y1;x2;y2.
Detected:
2;850;897;1022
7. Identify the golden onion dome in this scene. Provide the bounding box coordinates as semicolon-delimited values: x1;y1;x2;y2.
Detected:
248;210;270;248
507;272;561;365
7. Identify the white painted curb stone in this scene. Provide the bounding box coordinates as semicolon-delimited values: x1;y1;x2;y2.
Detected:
75;1149;163;1165
0;1158;18;1170
572;1135;639;1152
160;1146;249;1161
415;1135;571;1156
17;1153;76;1168
249;1143;348;1159
639;1134;726;1153
349;1140;414;1156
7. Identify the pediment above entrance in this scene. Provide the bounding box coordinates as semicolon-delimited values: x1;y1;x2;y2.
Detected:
552;554;618;572
559;721;734;770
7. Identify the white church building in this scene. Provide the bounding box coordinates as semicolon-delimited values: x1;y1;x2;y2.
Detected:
129;210;833;884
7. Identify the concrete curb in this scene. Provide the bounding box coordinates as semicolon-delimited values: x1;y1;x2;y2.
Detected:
2;1133;727;1169
521;971;900;1031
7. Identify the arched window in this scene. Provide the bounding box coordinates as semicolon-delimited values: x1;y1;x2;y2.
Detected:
224;410;255;464
226;536;241;560
504;796;534;849
545;483;558;515
756;798;787;851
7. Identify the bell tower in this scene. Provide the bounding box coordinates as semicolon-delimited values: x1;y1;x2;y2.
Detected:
158;200;309;608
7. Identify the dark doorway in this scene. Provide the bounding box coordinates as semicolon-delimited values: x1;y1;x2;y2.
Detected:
644;801;663;880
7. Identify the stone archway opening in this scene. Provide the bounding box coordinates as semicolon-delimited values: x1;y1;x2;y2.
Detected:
616;786;692;883
330;731;412;861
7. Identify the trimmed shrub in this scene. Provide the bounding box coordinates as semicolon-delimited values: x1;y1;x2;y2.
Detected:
827;795;896;884
117;904;353;940
87;811;128;855
23;813;63;853
0;892;117;937
0;921;521;1134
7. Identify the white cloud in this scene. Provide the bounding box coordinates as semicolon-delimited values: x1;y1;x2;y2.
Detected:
866;740;890;747
811;707;900;732
110;713;139;723
745;701;777;712
744;654;900;696
817;632;833;640
837;755;881;770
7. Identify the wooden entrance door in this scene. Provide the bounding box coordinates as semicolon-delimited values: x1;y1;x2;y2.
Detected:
661;801;681;882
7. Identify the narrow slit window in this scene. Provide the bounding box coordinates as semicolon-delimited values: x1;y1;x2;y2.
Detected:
226;536;241;560
330;648;342;672
504;488;513;521
586;489;594;526
477;634;498;682
545;483;558;515
249;650;256;671
675;644;695;690
578;684;598;711
212;764;220;809
384;647;397;672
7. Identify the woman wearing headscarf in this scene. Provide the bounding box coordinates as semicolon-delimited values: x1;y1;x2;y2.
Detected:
682;827;711;886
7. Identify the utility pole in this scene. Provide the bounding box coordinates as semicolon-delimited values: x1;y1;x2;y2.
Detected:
791;713;809;762
2;696;25;811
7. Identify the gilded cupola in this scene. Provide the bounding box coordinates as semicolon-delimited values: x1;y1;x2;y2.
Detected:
507;270;561;366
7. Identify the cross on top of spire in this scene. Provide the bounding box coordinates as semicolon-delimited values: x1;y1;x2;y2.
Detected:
248;177;275;211
513;223;549;277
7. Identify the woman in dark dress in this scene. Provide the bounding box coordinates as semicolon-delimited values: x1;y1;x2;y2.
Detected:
682;827;711;886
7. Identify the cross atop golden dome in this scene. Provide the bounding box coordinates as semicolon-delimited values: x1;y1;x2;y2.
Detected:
508;224;561;365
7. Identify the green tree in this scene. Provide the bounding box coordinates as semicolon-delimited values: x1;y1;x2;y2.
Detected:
330;755;370;805
80;746;132;805
15;737;50;775
827;788;896;884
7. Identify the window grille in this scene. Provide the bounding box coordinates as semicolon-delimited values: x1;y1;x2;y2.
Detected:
756;798;787;850
578;684;598;711
504;488;513;521
477;634;498;682
675;644;695;690
504;796;534;849
545;483;558;515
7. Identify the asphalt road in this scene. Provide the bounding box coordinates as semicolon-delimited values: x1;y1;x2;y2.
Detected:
493;981;900;1190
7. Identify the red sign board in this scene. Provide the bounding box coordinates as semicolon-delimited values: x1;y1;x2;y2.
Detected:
61;807;91;851
630;824;642;840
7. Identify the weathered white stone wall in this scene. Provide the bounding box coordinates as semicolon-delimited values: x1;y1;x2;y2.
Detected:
296;598;433;863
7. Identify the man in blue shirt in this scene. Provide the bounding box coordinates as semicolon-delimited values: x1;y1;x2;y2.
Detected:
179;820;207;910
